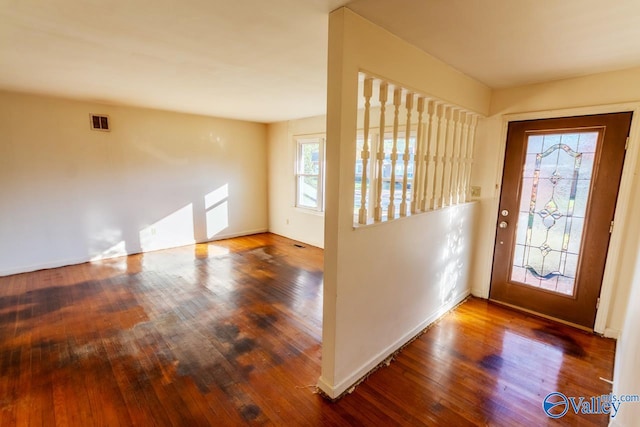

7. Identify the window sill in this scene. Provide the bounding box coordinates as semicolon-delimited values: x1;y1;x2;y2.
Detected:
294;206;325;217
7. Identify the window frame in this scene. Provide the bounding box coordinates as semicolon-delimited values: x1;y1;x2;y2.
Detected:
295;136;325;212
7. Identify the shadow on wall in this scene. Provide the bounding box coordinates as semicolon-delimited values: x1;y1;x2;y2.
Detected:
90;183;230;262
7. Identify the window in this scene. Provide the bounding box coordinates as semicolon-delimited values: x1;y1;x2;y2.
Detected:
295;137;325;211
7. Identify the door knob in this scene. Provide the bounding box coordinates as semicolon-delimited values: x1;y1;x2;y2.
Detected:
499;221;508;229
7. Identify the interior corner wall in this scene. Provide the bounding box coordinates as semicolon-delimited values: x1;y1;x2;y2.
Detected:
611;244;640;426
469;67;640;337
267;116;326;248
319;7;491;399
0;90;268;276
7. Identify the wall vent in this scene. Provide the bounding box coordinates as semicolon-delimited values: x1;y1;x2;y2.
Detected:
90;114;110;131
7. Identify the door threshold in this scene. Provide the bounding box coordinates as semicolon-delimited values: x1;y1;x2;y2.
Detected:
489;299;595;333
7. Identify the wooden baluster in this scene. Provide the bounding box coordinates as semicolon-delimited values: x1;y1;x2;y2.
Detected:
411;98;425;214
400;93;413;217
358;77;373;225
439;107;454;207
421;101;436;211
374;82;388;222
449;110;462;206
464;115;478;201
429;103;444;210
457;113;470;204
388;87;402;220
420;101;437;212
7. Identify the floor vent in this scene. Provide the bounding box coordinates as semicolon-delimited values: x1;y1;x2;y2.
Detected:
90;114;110;131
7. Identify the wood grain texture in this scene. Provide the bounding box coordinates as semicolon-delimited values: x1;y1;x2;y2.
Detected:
0;233;615;426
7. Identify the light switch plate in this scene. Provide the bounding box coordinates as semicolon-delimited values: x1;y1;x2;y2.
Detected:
470;186;481;198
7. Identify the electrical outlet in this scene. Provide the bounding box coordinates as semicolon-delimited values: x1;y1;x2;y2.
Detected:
286;218;290;225
470;186;481;198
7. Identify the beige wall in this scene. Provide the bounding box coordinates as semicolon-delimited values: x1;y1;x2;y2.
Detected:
267;115;325;248
0;90;268;275
611;246;640;426
320;8;491;398
490;67;640;116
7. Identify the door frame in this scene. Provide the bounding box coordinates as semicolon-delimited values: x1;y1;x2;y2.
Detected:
483;103;640;336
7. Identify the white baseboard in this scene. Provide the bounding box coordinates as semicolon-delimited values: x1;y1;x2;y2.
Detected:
470;287;488;298
0;255;94;277
205;228;269;243
316;376;335;398
0;228;269;277
317;289;471;399
604;328;621;340
609;417;622;427
268;231;323;249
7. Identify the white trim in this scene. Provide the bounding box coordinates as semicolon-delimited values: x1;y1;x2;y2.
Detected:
481;102;640;333
500;101;640;121
317;289;470;399
0;255;98;277
316;376;337;399
205;228;270;243
604;328;621;340
294;136;325;212
475;118;509;299
268;231;323;250
0;228;269;277
595;107;640;333
293;206;325;217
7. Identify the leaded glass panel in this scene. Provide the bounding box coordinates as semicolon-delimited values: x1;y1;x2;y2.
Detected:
510;131;600;296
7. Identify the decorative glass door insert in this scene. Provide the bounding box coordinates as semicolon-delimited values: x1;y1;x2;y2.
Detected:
510;131;600;296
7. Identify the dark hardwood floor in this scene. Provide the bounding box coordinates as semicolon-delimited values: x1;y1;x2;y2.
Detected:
0;233;615;426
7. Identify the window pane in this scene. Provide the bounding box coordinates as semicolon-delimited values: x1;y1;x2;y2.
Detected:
510;131;599;296
298;176;319;208
300;143;320;174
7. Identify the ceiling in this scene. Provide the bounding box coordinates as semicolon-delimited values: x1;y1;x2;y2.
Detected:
347;0;640;89
1;0;640;123
0;0;348;123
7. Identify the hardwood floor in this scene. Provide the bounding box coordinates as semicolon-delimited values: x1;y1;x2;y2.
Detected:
0;233;615;426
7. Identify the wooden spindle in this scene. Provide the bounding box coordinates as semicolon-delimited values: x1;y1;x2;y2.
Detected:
439;107;454;207
464;115;478;201
374;82;388;222
388;87;402;220
456;113;470;204
358;78;373;224
352;72;480;221
400;93;413;217
430;104;446;210
421;101;435;211
411;98;425;214
449;110;462;206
